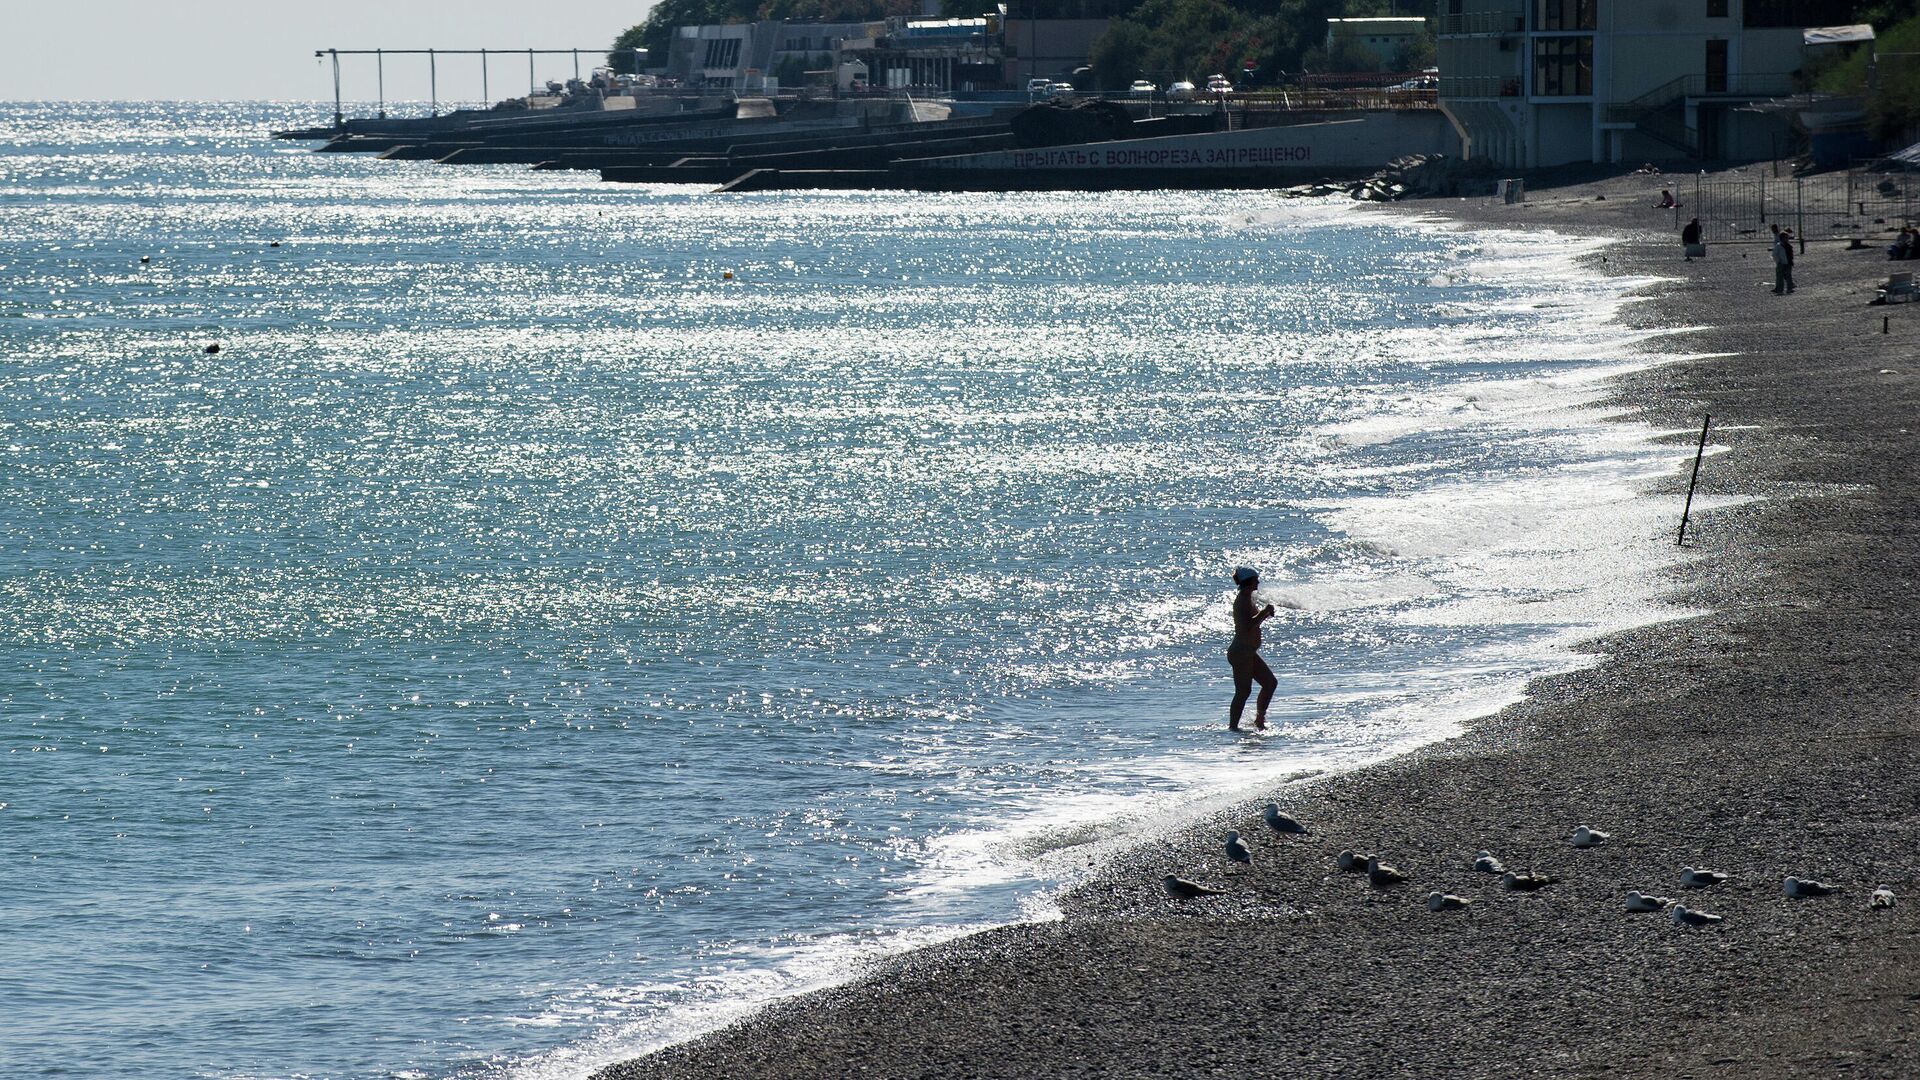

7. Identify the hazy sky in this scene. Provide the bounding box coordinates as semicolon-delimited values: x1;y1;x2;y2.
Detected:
0;2;655;102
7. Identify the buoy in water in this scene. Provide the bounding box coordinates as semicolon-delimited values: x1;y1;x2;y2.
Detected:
140;256;151;264
722;270;734;280
204;343;221;355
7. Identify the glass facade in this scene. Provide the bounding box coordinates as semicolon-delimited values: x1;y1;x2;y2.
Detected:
1532;35;1594;95
1535;0;1597;31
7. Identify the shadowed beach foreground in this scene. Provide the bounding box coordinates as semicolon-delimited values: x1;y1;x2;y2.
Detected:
600;168;1920;1079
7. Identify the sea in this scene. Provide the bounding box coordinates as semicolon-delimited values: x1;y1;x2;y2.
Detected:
2;102;1708;1080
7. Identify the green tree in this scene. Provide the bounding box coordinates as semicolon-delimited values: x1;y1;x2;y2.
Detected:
607;23;650;74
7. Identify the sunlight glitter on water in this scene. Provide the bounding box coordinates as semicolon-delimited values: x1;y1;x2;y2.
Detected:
2;103;1701;1080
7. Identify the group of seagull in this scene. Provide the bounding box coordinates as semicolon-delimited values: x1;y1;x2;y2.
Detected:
1160;805;1898;926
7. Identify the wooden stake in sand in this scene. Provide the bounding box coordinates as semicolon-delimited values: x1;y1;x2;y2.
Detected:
1678;413;1712;547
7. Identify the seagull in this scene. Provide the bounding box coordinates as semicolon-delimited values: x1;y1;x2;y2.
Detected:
1472;850;1507;874
1223;830;1253;867
1501;870;1555;892
1626;890;1677;913
1680;866;1730;889
1784;876;1839;898
1263;804;1308;835
1870;886;1896;910
1163;875;1226;899
1671;904;1723;927
1570;826;1610;848
1366;856;1409;889
1426;891;1471;912
1337;849;1374;874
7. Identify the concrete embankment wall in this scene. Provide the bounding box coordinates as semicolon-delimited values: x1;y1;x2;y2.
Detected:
904;112;1456;180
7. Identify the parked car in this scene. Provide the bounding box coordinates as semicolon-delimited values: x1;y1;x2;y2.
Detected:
1051;81;1076;94
1129;79;1157;98
1386;74;1439;101
1167;80;1197;100
1204;74;1233;95
1027;77;1055;95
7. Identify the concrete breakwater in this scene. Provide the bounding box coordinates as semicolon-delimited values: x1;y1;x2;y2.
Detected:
279;96;1459;193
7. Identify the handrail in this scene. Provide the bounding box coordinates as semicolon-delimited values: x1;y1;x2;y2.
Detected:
1602;72;1796;121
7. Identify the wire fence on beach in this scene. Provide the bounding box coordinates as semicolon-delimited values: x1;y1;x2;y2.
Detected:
1683;165;1919;244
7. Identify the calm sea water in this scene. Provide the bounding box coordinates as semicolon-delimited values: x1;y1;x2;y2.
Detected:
2;102;1691;1080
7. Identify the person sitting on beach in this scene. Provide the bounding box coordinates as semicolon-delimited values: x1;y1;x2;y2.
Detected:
1657;189;1677;209
1682;217;1703;260
1891;228;1915;261
1227;566;1278;732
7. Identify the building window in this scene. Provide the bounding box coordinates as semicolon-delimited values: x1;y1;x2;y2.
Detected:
1533;36;1593;95
704;39;742;69
1707;0;1728;15
1535;0;1597;30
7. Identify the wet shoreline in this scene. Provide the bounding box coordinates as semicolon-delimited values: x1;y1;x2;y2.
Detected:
599;165;1920;1079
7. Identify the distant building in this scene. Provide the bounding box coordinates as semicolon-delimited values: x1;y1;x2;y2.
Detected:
662;15;1006;94
663;19;884;90
1002;18;1110;86
1326;17;1432;70
849;17;1001;93
1438;0;1854;166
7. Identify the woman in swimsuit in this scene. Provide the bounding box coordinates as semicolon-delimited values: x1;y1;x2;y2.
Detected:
1227;566;1277;731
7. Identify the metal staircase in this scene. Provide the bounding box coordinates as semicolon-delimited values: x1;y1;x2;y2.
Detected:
1603;73;1795;158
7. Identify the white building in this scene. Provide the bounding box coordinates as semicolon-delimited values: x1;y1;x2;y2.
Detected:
664;20;884;90
1438;0;1853;166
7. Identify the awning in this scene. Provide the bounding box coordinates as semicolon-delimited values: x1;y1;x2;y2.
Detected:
1804;25;1876;46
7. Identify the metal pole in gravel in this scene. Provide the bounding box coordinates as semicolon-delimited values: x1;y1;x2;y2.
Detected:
1678;413;1712;547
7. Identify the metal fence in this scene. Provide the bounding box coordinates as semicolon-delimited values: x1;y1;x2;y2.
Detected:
1681;165;1919;245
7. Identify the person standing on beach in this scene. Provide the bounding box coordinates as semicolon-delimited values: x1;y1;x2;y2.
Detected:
1682;217;1703;260
1227;566;1278;732
1772;224;1796;294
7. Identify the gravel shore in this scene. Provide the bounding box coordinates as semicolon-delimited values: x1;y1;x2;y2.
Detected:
599;166;1920;1079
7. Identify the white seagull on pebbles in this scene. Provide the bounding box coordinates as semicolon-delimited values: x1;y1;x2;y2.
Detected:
1163;875;1226;899
1670;905;1724;927
1783;876;1839;898
1263;804;1308;835
1626;891;1677;913
1570;826;1610;848
1426;891;1472;912
1680;866;1730;889
1223;830;1253;867
1472;850;1507;874
1870;886;1896;910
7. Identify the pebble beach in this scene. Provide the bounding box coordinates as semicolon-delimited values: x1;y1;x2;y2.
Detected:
599;165;1920;1079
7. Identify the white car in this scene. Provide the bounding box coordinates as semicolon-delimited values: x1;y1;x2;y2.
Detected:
1205;74;1233;94
1386;75;1439;100
1051;82;1076;95
1026;77;1054;95
1167;80;1196;100
1129;79;1156;98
